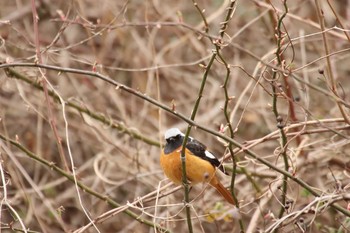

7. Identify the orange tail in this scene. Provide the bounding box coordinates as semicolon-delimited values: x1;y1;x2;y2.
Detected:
211;179;235;205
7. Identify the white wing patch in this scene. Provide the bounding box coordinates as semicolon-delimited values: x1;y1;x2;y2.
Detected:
204;150;216;159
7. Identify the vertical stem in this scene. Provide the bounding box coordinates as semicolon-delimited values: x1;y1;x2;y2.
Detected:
219;0;237;38
31;0;69;171
181;1;237;231
267;0;303;148
270;0;290;223
180;53;217;233
215;46;245;232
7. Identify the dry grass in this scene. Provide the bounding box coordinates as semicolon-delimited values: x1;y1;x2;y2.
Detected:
0;0;350;232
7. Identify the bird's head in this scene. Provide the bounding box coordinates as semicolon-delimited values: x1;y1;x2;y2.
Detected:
164;128;184;143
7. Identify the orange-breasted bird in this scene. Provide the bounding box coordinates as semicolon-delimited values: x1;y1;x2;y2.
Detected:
160;128;235;205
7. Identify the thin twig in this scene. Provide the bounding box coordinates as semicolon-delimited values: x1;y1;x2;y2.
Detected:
314;0;350;124
326;0;350;42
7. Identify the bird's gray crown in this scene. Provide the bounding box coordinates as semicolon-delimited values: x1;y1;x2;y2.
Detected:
164;128;183;140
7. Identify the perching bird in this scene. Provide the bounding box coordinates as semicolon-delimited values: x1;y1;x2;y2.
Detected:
160;128;235;205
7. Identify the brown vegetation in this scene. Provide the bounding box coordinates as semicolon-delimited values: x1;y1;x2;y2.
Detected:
0;0;350;232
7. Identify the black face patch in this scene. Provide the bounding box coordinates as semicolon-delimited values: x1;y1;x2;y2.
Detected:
164;134;183;154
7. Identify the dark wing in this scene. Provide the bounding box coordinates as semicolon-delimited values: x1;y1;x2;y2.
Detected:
186;138;226;173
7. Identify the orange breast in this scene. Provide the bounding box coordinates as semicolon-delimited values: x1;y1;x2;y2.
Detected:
160;148;217;185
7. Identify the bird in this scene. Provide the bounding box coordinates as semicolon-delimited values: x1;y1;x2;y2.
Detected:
160;128;235;205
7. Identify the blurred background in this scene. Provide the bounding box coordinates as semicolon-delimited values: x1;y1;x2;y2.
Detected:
0;0;350;232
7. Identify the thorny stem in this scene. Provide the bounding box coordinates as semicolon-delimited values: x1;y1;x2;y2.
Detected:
216;48;262;193
266;0;303;150
174;4;212;230
191;0;209;33
219;0;237;38
271;0;290;222
180;53;217;233
180;1;238;231
215;46;245;232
